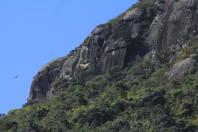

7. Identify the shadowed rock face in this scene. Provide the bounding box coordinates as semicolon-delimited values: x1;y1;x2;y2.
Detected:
165;58;195;82
29;0;198;103
29;69;60;102
29;57;67;102
148;0;198;54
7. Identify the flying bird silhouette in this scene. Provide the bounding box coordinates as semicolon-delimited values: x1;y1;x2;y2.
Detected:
14;76;19;79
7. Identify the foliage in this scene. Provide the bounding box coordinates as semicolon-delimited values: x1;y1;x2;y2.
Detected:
1;47;198;131
1;1;198;132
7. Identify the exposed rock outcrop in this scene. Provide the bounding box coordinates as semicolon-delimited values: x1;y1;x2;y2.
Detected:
165;57;195;82
148;0;198;55
29;0;198;103
29;57;67;102
2;1;198;131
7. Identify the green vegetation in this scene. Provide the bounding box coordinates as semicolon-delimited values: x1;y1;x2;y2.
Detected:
0;40;198;131
1;1;198;131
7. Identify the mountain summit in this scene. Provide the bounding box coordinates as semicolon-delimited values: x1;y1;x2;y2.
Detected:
1;0;198;131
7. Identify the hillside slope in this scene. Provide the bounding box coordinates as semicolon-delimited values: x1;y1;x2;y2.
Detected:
1;0;198;131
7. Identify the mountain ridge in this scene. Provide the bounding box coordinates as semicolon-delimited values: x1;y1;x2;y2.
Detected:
1;0;198;131
29;0;160;103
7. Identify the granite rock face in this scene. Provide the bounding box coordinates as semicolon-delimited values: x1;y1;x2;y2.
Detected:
29;57;67;102
29;0;198;103
148;0;198;55
165;57;195;82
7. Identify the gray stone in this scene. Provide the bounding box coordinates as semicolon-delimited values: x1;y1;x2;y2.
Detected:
148;0;198;54
28;0;198;103
123;8;143;20
165;58;195;82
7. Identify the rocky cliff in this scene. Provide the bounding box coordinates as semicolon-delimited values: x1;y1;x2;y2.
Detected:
1;0;198;131
29;0;198;103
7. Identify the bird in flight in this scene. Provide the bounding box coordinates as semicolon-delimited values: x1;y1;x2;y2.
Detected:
14;76;19;79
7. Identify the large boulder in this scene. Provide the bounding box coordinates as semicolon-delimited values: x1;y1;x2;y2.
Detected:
165;58;195;82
